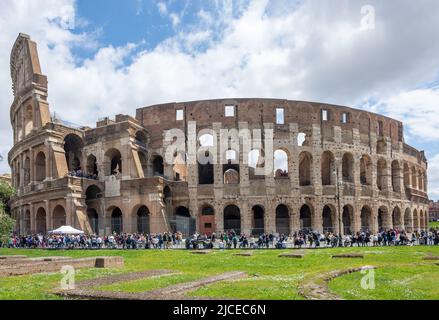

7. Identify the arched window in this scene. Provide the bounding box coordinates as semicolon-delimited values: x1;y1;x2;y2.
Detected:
248;149;265;179
299;152;312;186
360;155;372;185
52;205;66;229
135;131;148;148
342;205;353;235
321;151;335;186
86;154;98;177
342;153;354;183
111;207;123;234
411;166;417;189
35;152;46;182
252;205;265;235
198;150;214;184
300;205;312;231
360;206;372;232
36;208;47;234
137;206;150;234
322;205;334;233
404;208;412;232
392;207;402;230
377;159;387;191
391;161;401;192
64;134;84;172
276;205;290;235
378;206;388;231
224;169;239;184
105;149;122;176
274;150;289;178
224;205;241;234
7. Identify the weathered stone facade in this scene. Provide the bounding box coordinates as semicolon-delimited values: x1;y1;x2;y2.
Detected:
8;34;429;236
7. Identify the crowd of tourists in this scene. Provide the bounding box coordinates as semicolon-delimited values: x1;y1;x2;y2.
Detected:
67;169;98;180
2;228;439;249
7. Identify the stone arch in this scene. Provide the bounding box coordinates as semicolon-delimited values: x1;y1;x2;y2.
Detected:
138;151;148;177
224;168;239;184
105;148;122;176
360;155;372;185
392;207;402;230
274;149;289;178
300;204;313;231
377;158;387;191
404;208;413;233
64;134;84;172
342;153;355;183
36;207;47;234
378;206;389;231
391;161;401;192
413;209;419;230
199;205;215;236
276;204;290;235
135;131;148;147
321;151;335;186
251;205;265;235
198;150;214;184
342;205;354;235
86;154;98;177
299;152;313;186
360;206;372;232
136;205;150;234
52;205;66;229
110;207;123;234
35;151;46;182
223;205;241;234
248;149;265;179
152;155;164;176
411;166;417;189
322;205;336;233
87;208;99;234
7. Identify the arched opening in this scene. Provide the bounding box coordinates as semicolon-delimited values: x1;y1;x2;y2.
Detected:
86;154;98;177
153;156;164;176
360;155;372;185
274;150;289;178
411;166;418;189
342;205;353;235
321;151;335;186
404;163;410;189
36;208;47;234
276;204;290;235
404;208;412;232
87;208;99;234
413;209;419;230
173;206;194;236
378;207;388;231
199;206;215;236
224;169;239;184
377;159;387;191
299;152;312;186
223;205;241;234
322;205;334;233
391;161;401;192
23;210;31;235
252;205;265;235
52;205;66;229
105;149;122;176
392;207;402;230
24;105;34;136
111;207;123;234
35;152;46;182
360;206;372;232
223;150;239;184
64;134;84;172
137;206;150;234
300;204;312;231
135;131;148;147
198;150;214;184
86;185;101;201
23;157;30;185
342;153;355;183
248;149;265;179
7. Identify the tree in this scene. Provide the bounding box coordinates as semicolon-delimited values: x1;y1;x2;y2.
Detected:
0;180;16;245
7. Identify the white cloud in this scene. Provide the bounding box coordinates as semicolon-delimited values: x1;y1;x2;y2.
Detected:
1;0;439;200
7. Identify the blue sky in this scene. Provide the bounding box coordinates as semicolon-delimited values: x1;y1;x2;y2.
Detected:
0;0;439;199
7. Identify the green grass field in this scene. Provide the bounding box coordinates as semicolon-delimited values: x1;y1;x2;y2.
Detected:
429;221;439;229
0;246;438;300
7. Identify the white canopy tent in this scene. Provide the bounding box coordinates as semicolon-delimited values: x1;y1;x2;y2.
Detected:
48;226;84;235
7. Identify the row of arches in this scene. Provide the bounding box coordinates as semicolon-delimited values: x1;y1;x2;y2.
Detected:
22;205;67;234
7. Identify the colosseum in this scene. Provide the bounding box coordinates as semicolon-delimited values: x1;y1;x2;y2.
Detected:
8;33;430;237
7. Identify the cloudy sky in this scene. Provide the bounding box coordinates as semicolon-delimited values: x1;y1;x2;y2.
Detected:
0;0;438;199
